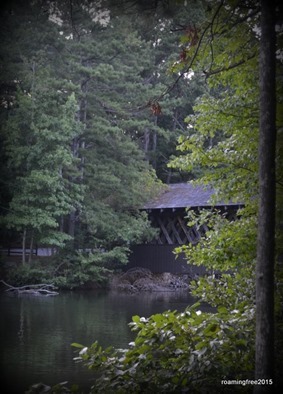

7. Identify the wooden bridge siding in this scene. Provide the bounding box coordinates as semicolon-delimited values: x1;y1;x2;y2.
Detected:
127;244;207;275
147;208;204;246
147;206;241;246
127;206;242;274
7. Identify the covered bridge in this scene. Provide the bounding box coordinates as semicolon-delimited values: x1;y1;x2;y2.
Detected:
127;183;243;275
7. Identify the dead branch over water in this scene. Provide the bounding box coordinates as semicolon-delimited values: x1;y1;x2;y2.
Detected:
0;280;59;296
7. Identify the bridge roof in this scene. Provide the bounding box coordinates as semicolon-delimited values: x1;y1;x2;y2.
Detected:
144;183;241;210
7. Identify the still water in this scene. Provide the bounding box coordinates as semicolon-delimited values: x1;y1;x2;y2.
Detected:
0;289;197;393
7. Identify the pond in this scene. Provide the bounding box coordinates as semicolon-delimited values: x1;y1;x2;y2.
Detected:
0;289;204;393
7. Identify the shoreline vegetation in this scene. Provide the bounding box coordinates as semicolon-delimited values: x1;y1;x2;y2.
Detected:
0;256;192;294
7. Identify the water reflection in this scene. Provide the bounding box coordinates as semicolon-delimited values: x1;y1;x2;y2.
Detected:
0;289;200;393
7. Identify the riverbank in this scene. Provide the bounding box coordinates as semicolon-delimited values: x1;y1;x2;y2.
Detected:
110;267;190;293
0;253;194;293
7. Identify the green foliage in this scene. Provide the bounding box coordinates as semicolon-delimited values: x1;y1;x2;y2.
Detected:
0;0;208;267
190;268;255;310
6;262;50;287
52;263;109;290
51;250;123;289
2;76;84;258
73;302;254;393
175;208;257;272
26;381;80;394
168;0;260;201
4;252;112;290
0;3;169;266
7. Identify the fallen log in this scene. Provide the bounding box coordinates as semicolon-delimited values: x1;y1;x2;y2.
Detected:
0;280;59;296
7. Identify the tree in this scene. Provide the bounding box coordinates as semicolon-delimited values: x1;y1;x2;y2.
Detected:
2;76;83;262
48;8;166;262
129;2;207;182
255;0;277;388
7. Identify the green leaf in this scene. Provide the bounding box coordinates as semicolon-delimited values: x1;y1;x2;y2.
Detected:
71;343;85;349
132;315;141;323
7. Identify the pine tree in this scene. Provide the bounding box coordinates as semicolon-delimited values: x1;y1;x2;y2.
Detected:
2;69;83;262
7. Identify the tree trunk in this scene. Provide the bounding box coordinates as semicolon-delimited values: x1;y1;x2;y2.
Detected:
144;127;150;161
68;210;76;238
79;80;88;181
152;115;158;169
255;1;276;391
22;228;27;264
28;232;34;263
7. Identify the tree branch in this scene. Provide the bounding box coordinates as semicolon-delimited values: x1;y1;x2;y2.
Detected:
0;280;59;296
203;53;257;78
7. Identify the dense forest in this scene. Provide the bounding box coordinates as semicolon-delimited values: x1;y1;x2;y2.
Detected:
0;0;206;282
1;0;283;392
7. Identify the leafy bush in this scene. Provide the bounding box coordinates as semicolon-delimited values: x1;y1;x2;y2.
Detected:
51;251;112;289
6;262;51;286
4;251;112;289
73;302;255;393
189;268;255;310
